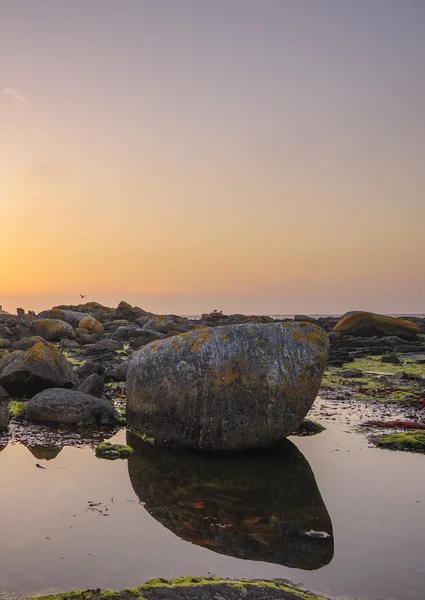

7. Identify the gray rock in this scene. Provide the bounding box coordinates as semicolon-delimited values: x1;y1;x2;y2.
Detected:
76;373;104;398
381;355;402;364
0;342;79;397
77;361;106;379
31;319;76;342
114;358;132;382
113;326;165;342
127;322;329;452
12;336;47;351
0;401;9;431
26;388;119;425
0;338;12;349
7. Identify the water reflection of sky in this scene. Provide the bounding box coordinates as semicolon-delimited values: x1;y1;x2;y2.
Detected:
0;420;424;600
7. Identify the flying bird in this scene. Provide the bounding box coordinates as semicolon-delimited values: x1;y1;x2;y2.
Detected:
80;294;87;299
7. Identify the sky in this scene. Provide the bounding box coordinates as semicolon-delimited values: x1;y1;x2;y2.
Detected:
1;0;424;315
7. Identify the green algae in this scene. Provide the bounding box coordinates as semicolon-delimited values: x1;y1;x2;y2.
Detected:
374;431;425;453
349;355;425;376
8;399;26;417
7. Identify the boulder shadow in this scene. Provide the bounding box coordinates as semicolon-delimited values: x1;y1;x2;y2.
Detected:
127;433;334;570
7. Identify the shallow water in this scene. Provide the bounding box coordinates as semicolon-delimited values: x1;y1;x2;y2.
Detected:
0;405;424;600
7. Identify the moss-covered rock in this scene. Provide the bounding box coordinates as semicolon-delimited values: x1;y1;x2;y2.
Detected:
0;342;79;397
21;577;331;600
31;319;76;342
95;442;134;459
127;322;329;452
334;311;419;340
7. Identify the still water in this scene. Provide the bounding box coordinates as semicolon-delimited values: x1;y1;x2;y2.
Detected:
0;411;424;600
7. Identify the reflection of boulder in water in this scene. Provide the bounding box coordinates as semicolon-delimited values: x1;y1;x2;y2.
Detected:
27;445;63;460
127;433;333;570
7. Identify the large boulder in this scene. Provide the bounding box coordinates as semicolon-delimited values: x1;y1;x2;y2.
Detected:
113;326;165;343
127;322;329;452
0;342;79;397
31;319;76;341
25;388;119;425
334;311;419;340
0;401;9;431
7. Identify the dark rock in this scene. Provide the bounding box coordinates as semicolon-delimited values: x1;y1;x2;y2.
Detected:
340;369;363;378
76;373;104;398
0;342;79;397
26;388;119;425
76;333;96;345
0;401;9;431
142;315;192;334
114;358;131;382
12;336;47;351
77;361;106;379
59;339;80;350
113;326;165;342
77;315;104;335
382;355;402;364
0;338;12;349
127;322;329;452
115;301;151;322
16;308;25;317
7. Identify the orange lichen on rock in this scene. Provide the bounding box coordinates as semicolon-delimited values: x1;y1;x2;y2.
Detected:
190;330;211;352
334;311;419;339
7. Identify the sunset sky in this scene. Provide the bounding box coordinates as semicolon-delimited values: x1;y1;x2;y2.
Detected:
1;0;424;315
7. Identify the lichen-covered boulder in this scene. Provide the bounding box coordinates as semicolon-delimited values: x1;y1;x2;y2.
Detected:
334;311;419;340
0;401;10;431
31;319;76;342
78;315;104;335
25;388;119;425
0;342;79;397
127;322;329;452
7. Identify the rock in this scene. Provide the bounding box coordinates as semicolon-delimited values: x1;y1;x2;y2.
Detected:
78;316;104;335
46;302;115;323
115;301;150;322
25;388;119;425
0;342;79;397
103;319;129;332
199;312;274;327
49;308;91;327
12;336;47;351
0;384;9;399
340;369;363;378
59;339;80;350
76;373;104;397
0;338;12;349
114;358;131;382
142;315;192;334
95;442;133;459
77;361;106;379
75;332;96;345
31;319;76;342
334;311;419;340
16;308;25;317
113;326;165;342
382;355;402;364
127;322;329;452
0;401;9;431
0;351;23;372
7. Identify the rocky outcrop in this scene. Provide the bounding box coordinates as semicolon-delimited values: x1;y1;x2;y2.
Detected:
334;311;419;340
0;342;79;397
127;322;329;452
25;388;119;425
113;326;165;343
31;319;76;342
